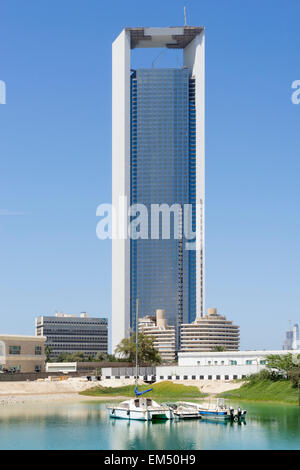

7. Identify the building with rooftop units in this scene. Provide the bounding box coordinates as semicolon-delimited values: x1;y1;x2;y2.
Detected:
35;312;108;360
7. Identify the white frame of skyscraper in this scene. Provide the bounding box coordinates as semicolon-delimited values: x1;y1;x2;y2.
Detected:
112;26;205;353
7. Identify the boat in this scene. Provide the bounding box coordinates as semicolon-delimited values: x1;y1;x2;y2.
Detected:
107;396;172;421
107;298;173;421
165;402;201;420
177;398;247;421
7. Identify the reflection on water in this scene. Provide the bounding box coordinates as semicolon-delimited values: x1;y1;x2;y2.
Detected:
0;401;299;450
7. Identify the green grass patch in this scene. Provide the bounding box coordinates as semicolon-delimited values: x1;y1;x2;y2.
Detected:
80;381;205;401
219;379;299;405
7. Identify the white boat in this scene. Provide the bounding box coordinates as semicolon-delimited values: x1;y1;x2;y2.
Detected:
170;404;201;420
178;399;247;421
107;396;173;421
107;298;173;421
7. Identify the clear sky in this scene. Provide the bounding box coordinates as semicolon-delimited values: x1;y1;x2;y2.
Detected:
0;0;299;350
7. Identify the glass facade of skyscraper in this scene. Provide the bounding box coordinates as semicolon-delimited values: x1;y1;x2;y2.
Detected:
130;68;196;334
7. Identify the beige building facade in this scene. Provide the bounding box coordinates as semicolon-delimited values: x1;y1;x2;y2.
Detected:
180;308;240;352
138;310;176;362
0;335;46;373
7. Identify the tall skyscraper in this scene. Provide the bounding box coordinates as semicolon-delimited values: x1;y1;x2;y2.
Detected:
112;27;205;353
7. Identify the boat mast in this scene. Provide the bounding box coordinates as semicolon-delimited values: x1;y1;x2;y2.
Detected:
135;297;139;391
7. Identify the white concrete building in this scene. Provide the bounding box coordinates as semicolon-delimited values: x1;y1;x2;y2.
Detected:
178;350;277;367
112;26;205;353
138;309;175;362
180;308;240;352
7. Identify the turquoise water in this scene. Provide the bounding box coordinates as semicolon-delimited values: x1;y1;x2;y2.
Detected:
0;401;299;450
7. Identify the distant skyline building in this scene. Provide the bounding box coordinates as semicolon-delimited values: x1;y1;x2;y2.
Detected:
35;312;108;360
283;323;300;350
112;26;205;353
292;324;300;350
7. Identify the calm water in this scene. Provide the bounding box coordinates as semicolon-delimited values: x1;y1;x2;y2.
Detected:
0;401;299;450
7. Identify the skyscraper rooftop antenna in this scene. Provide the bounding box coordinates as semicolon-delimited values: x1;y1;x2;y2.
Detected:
184;6;187;26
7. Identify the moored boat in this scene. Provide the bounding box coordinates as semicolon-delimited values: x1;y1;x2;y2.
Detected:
178;399;247;421
107;396;172;421
169;403;202;420
107;298;174;422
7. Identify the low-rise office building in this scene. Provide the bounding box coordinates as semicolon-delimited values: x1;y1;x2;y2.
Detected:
0;335;46;373
35;312;108;360
138;310;176;362
178;350;272;367
180;308;240;352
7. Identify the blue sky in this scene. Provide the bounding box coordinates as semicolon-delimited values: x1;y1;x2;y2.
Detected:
0;0;299;350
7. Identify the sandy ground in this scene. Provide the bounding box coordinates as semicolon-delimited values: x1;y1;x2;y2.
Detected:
0;378;101;406
171;379;244;395
0;377;244;406
0;377;143;406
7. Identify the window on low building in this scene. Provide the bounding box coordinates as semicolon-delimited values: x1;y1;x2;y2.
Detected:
230;360;237;365
35;365;41;372
246;360;253;365
9;346;21;355
260;360;266;365
35;346;42;355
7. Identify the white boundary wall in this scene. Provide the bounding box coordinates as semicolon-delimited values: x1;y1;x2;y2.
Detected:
102;349;300;380
46;362;77;373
